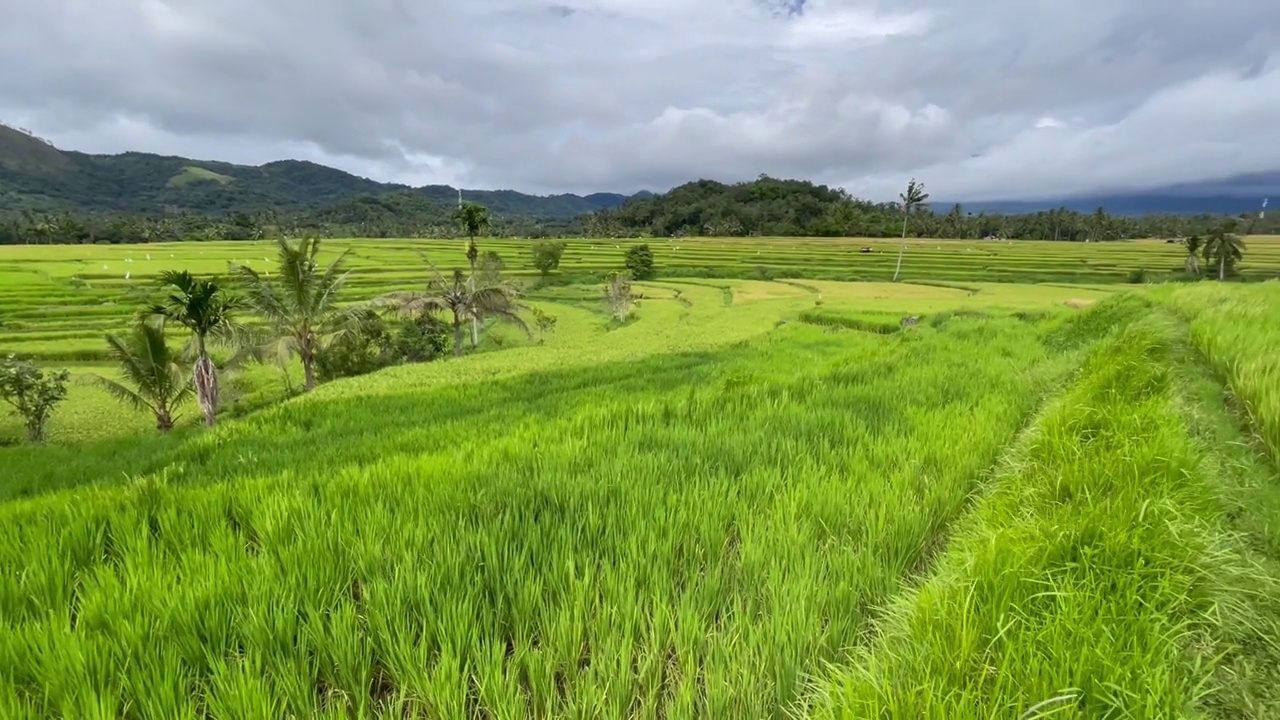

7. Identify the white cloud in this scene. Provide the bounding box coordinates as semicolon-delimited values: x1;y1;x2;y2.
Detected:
1;0;1277;200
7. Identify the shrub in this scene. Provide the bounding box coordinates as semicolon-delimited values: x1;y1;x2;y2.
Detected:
0;355;70;442
316;311;449;381
531;242;567;277
625;244;656;280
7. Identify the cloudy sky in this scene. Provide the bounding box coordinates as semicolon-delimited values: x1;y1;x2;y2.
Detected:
1;0;1278;200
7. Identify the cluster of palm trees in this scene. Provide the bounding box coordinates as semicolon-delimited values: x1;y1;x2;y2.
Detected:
1184;225;1247;280
92;236;527;433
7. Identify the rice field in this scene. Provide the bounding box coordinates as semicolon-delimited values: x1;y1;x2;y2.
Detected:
1;238;1279;718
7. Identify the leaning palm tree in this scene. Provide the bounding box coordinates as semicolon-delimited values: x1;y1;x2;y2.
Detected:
893;178;929;282
146;270;243;427
231;237;359;392
382;259;528;358
1202;227;1246;281
91;319;193;433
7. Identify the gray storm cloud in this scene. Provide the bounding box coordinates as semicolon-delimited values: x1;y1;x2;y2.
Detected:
1;0;1277;200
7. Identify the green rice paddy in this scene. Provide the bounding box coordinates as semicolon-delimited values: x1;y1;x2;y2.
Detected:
1;237;1279;718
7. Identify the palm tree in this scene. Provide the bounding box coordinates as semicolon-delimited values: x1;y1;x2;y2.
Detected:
1202;226;1245;281
231;237;359;392
382;260;527;358
1184;235;1202;276
146;270;243;427
91;319;192;432
456;202;490;347
455;202;490;247
893;179;929;282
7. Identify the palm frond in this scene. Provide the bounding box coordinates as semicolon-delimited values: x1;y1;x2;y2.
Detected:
90;375;153;413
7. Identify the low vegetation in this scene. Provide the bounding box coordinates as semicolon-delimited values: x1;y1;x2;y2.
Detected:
1;202;1279;718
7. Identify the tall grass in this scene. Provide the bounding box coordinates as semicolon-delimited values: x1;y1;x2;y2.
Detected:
0;317;1067;718
1160;281;1280;463
805;313;1280;718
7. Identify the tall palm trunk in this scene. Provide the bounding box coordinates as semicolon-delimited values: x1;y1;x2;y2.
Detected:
301;346;317;392
893;214;908;282
1219;253;1226;281
193;338;218;428
453;317;465;358
468;250;480;349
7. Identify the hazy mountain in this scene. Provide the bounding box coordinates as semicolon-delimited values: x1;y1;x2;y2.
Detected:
950;172;1277;216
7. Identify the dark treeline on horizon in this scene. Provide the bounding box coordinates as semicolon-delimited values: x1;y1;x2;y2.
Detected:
2;176;1274;245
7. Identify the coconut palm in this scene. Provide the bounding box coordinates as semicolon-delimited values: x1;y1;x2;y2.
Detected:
382;260;528;358
1202;226;1245;281
893;178;929;282
91;319;192;432
146;270;243;427
231;237;360;392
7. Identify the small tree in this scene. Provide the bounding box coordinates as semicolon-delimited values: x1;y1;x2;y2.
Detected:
0;355;69;442
604;272;635;322
893;178;929;282
531;307;558;338
624;244;655;281
531;241;567;277
478;250;507;286
91;320;192;432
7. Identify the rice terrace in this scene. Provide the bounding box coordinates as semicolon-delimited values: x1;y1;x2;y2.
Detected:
3;232;1280;719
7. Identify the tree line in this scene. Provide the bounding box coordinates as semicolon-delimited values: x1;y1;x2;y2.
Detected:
4;177;1275;246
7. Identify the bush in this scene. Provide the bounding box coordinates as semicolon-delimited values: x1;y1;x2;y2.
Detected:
531;242;567;277
392;312;449;362
625;244;656;280
316;311;449;382
1127;268;1148;284
0;355;70;442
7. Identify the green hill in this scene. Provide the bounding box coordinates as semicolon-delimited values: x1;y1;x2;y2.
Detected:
0;123;632;219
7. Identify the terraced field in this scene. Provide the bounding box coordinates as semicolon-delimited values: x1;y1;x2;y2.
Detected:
2;238;1279;718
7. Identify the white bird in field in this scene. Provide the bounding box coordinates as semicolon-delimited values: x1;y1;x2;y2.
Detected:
125;272;131;280
125;258;132;263
102;265;108;270
146;254;151;260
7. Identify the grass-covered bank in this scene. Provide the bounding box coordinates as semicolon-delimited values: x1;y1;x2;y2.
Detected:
805;303;1280;718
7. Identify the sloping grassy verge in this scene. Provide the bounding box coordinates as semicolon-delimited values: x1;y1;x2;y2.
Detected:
805;313;1280;718
1159;281;1280;464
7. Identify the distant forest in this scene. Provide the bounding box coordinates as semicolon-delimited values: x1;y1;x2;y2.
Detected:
2;177;1272;246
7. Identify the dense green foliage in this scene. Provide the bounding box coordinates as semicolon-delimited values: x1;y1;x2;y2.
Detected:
589;177;1280;241
624;244;656;280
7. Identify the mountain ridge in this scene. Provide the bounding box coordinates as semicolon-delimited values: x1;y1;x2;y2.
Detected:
0;124;636;218
2;122;1275;219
